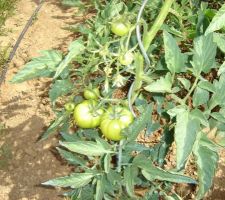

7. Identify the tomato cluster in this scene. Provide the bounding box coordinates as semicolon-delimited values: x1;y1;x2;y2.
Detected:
65;88;134;141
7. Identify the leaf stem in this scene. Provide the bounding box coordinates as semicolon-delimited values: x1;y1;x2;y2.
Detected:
182;76;199;104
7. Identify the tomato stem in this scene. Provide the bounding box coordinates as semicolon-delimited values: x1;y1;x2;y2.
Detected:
143;0;175;50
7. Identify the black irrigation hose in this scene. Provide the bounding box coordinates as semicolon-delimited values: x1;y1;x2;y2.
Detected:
0;0;45;87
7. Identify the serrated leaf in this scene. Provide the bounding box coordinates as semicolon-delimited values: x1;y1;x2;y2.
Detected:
60;141;114;156
163;31;185;73
95;176;106;200
175;110;200;170
124;166;138;198
11;50;62;83
191;34;216;75
42;172;96;188
41;113;68;140
54;40;85;79
57;148;86;166
213;33;225;53
191;109;209;127
205;4;225;35
209;73;225;109
133;154;196;184
192;87;209;107
177;78;191;90
49;79;73;102
167;105;187;118
198;81;216;93
144;73;172;93
193;132;219;199
123;103;153;141
218;61;225;76
211;112;225;123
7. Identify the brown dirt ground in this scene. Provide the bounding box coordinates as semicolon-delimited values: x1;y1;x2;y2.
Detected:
0;1;225;200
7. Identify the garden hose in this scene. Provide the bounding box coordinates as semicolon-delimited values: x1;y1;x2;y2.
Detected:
0;0;45;88
128;0;150;118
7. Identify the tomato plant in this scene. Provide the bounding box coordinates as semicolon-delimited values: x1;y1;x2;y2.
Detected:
11;0;225;199
100;106;133;141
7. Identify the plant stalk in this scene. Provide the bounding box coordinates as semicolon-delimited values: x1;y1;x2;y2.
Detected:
143;0;175;50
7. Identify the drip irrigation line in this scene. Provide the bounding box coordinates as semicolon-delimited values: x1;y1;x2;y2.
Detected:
0;0;45;87
128;0;149;118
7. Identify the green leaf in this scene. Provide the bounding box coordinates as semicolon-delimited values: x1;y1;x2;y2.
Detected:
205;4;225;35
209;74;225;109
124;103;153;141
57;147;86;166
104;154;111;174
124;166;138;198
218;61;225;76
211;112;225;123
198;80;216;93
191;34;216;75
177;78;191;90
167;105;187;118
42;172;96;188
163;31;185;73
41;113;68;140
213;33;225;53
192;87;209;107
144;73;172;93
49;79;73;102
193;132;219;199
60;141;114;156
11;50;62;83
95;176;106;200
133;154;196;184
175;110;200;170
54;40;85;79
191;109;209;127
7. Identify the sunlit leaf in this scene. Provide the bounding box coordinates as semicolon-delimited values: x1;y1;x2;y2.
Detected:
205;4;225;35
60;141;114;156
42;172;96;188
163;31;185;73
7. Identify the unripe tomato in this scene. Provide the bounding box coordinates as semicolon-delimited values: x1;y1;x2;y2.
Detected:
100;107;134;141
73;100;104;129
119;51;134;65
111;19;131;36
84;88;100;100
64;102;76;113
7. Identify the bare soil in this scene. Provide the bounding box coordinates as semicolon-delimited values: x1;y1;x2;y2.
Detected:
0;0;78;199
0;0;225;200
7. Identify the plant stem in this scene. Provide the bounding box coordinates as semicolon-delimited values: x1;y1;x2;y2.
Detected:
182;76;199;104
143;0;175;50
131;0;174;104
117;140;124;173
131;54;144;104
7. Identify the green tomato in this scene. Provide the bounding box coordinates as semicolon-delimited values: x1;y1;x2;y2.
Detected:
111;20;131;36
119;51;134;65
84;88;100;100
74;100;104;129
64;102;76;112
100;106;134;141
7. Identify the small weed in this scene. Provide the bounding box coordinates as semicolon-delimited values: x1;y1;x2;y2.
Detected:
0;143;12;169
0;0;18;34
